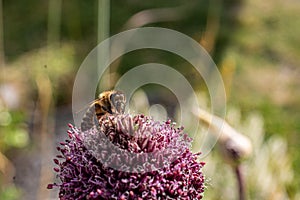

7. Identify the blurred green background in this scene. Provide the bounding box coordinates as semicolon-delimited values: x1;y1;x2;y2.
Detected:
0;0;299;199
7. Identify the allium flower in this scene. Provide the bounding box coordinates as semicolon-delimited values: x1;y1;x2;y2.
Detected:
48;114;206;199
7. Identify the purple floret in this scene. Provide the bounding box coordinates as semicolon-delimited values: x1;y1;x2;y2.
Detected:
48;114;206;200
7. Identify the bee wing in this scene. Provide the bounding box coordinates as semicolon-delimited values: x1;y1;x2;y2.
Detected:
75;99;98;114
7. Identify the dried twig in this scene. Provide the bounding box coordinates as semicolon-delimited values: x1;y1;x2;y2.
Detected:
193;108;252;199
0;151;15;185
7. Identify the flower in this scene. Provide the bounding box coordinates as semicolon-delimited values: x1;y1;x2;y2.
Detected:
48;114;206;199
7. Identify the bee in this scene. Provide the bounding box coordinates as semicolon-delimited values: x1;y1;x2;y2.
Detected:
80;90;126;131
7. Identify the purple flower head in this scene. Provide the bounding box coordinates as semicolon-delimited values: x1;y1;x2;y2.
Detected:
48;114;206;199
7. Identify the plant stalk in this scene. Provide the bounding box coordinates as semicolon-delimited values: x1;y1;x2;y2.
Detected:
235;164;246;200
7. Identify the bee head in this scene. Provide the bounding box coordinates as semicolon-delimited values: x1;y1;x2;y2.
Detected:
110;91;126;114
